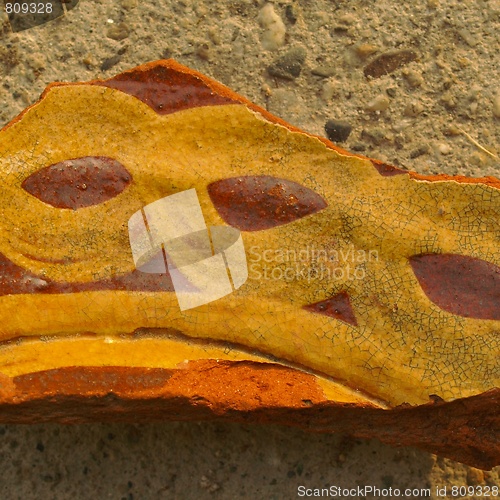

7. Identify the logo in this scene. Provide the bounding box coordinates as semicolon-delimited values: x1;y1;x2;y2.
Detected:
4;1;80;33
128;189;248;311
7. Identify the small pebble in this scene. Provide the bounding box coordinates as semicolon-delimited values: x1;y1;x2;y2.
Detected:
26;55;45;72
410;145;430;158
493;93;500;118
364;49;418;79
444;124;462;136
457;28;477;47
258;4;286;51
468;152;489;167
325;119;352;143
457;56;471;68
386;87;397;98
441;76;453;89
261;83;272;97
403;69;424;88
311;65;336;77
392;119;413;132
106;22;130;41
466;467;485;486
437;143;451;155
351;142;366;152
403;101;424;117
195;4;208;17
321;79;338;101
338;13;356;25
267;46;307;80
343;49;360;68
441;91;457;109
285;4;298;24
196;42;211;61
467;85;481;101
394;134;405;149
365;94;390;112
0;46;19;72
82;54;96;69
355;43;378;59
332;24;349;34
361;128;389;145
313;11;330;29
101;54;122;71
121;0;137;10
207;27;221;45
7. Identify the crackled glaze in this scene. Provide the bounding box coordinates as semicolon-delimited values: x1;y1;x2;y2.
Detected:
0;60;498;411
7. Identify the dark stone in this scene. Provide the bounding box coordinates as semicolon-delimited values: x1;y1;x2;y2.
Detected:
101;54;122;71
409;145;430;158
386;87;398;97
351;142;367;152
364;50;418;79
267;47;307;80
324;119;352;143
361;128;389;146
285;4;298;24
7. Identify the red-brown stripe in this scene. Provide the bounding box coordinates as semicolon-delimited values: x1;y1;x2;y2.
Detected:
0;252;174;295
371;160;406;177
97;64;239;115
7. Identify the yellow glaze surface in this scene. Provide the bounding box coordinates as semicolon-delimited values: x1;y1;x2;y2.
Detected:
0;85;498;406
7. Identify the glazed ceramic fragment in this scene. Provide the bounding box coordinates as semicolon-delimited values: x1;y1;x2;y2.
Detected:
0;60;498;469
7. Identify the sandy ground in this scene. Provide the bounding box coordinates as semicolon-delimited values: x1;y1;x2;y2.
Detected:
0;0;499;498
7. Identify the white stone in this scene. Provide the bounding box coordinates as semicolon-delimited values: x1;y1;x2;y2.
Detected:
437;143;451;155
258;4;286;51
365;94;390;112
321;79;338;101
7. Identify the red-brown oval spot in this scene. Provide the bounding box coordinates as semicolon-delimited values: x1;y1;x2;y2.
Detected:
207;176;327;231
410;254;500;320
303;292;358;326
21;156;132;209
